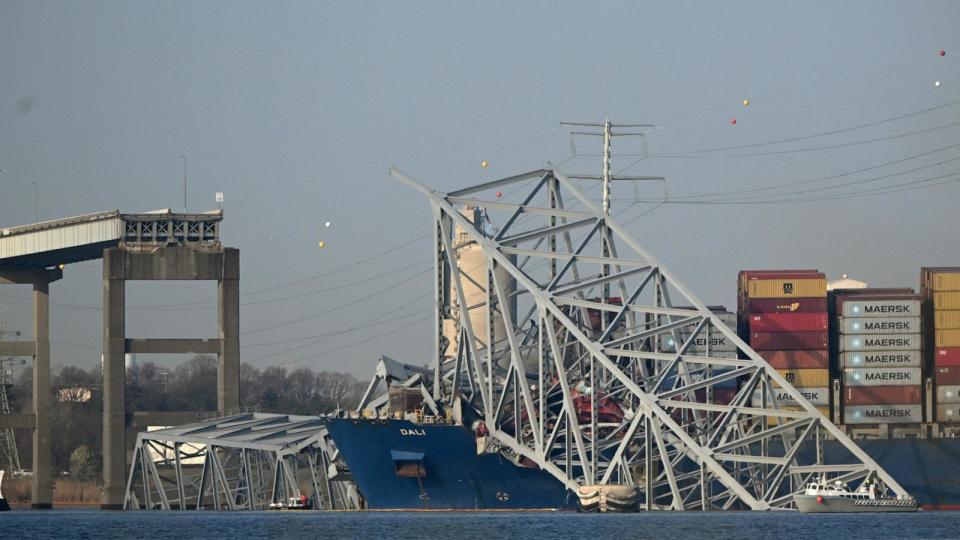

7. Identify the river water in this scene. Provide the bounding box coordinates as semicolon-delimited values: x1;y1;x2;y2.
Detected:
0;509;956;539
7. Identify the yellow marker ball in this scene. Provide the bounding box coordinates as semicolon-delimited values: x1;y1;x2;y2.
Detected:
481;160;488;168
318;241;325;248
742;99;750;107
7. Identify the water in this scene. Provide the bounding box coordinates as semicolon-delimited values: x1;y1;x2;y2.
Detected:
0;509;957;539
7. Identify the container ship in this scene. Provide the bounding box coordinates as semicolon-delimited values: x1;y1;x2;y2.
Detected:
322;267;960;511
320;137;953;511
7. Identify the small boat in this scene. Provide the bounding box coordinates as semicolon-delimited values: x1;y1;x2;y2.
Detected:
267;495;313;511
793;478;917;513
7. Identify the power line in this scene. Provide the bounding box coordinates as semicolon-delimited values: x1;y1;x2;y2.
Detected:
662;141;960;201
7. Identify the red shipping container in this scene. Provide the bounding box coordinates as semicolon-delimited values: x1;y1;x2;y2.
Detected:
935;348;960;366
759;350;829;369
712;387;737;405
843;385;921;405
742;297;827;314
935;365;960;385
750;331;828;351
749;312;828;332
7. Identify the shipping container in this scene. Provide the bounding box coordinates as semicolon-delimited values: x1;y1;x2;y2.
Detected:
843;385;921;405
935;366;960;385
936;329;960;348
740;297;828;314
659;332;737;353
935;348;960;366
921;267;960;294
934;292;960;310
712;387;737;405
749;312;828;332
839;298;920;318
759;349;830;369
928;272;960;292
751;331;828;351
839;350;922;368
746;278;827;299
766;406;830;426
935;310;960;330
839;316;921;335
844;404;921;424
775;368;830;388
843;367;921;387
751;387;829;407
936;404;960;423
935;385;960;404
838;334;921;352
739;270;823;292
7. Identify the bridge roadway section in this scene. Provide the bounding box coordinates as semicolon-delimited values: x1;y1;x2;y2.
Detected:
0;210;240;508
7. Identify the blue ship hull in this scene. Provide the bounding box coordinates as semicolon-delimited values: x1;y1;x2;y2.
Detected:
327;419;960;510
325;419;571;510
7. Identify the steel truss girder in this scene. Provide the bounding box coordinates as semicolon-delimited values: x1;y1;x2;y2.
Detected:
391;166;910;511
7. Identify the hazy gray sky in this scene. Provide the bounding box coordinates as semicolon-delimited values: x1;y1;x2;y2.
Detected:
1;1;958;377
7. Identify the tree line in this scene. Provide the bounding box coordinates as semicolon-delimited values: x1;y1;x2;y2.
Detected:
5;355;368;479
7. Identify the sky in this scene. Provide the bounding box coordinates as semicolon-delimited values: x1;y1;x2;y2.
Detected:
1;1;958;378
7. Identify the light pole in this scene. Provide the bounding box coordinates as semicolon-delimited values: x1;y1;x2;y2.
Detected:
26;180;38;222
179;155;187;213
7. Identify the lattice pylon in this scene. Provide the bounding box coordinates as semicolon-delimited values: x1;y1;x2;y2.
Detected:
392;166;910;511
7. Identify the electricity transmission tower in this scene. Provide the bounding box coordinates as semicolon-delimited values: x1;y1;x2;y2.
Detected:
0;311;21;474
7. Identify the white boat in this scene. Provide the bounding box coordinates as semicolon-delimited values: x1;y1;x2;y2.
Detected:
793;478;917;513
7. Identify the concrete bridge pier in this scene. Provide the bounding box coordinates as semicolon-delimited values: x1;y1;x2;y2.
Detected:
0;268;61;509
100;246;240;509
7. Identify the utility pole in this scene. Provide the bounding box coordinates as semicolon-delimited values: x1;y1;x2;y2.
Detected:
179;155;187;213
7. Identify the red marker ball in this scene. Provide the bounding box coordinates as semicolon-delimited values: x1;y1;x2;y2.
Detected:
495;191;503;198
939;50;946;56
730;118;737;125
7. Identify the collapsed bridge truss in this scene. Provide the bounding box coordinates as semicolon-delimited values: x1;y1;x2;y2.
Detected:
124;413;360;511
391;166;910;511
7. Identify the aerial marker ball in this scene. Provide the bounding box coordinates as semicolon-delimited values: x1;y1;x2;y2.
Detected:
742;99;750;106
939;49;946;57
324;221;331;228
481;160;489;168
935;80;942;87
495;191;503;198
318;241;325;248
730;118;737;125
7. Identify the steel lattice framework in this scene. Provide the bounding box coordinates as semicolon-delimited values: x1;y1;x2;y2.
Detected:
124;413;360;511
391;166;910;511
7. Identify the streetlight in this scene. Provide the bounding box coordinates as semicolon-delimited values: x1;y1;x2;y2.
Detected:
26;181;38;222
179;155;187;213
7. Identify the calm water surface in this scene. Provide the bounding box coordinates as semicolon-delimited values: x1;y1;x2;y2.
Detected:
0;509;957;539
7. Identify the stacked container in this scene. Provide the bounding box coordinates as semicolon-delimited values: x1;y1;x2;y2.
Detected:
738;270;830;418
659;306;738;404
921;268;960;423
831;288;923;425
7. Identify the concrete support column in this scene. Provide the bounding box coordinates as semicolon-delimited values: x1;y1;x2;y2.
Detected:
102;249;126;509
217;247;240;414
31;279;52;509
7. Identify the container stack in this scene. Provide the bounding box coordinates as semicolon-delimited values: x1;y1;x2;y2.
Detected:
738;270;830;418
832;289;923;426
659;306;738;404
922;268;960;423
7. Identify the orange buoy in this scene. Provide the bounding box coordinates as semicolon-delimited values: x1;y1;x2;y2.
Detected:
816;495;824;504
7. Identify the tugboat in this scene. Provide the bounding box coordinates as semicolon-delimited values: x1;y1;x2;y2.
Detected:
794;478;918;513
267;494;313;511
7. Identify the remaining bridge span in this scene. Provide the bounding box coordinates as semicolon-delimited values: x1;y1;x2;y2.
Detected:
0;209;239;509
